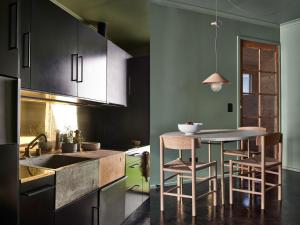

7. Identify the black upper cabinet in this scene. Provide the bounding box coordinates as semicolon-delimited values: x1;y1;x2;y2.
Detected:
21;0;78;96
107;40;131;106
0;0;19;77
77;23;107;102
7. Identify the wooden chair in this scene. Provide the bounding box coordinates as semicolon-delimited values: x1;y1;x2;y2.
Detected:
160;135;217;217
223;126;267;159
229;132;282;210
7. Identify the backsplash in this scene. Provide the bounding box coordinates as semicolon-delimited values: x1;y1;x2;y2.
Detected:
20;99;98;146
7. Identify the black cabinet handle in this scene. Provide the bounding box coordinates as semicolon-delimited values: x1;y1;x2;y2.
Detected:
9;2;18;49
129;163;140;168
22;185;55;197
71;54;78;81
127;184;140;191
92;206;99;225
22;32;30;68
77;56;83;83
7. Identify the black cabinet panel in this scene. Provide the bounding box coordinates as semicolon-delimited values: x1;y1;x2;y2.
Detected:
55;190;98;225
20;175;55;225
77;23;107;102
0;144;19;225
107;40;131;106
0;0;19;77
21;0;78;96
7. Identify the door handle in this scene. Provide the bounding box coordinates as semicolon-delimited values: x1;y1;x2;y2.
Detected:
77;56;83;83
92;206;99;225
71;54;78;81
22;185;55;197
9;2;18;49
22;32;30;68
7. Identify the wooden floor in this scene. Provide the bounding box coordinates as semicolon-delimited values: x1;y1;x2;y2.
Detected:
125;169;300;225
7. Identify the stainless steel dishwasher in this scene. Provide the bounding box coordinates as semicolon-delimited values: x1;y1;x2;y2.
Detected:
99;176;128;225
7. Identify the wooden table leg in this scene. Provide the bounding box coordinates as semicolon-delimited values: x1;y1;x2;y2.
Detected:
220;141;225;205
208;141;212;191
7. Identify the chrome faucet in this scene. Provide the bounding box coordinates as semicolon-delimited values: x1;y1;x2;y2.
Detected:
24;133;48;158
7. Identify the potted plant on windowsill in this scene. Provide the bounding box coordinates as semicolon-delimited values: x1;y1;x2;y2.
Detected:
61;127;77;153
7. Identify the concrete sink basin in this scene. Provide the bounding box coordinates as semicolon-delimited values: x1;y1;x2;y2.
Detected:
20;154;91;169
20;154;99;209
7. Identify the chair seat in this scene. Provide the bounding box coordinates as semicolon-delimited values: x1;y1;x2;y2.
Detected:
163;158;216;173
231;156;281;168
224;149;261;157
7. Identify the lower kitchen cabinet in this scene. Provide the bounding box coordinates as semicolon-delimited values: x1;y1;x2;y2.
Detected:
99;177;127;225
20;175;55;225
55;189;99;225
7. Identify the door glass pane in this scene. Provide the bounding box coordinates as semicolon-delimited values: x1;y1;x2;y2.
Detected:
260;73;276;94
260;50;276;72
243;47;259;71
261;117;276;133
242;117;258;127
242;71;258;94
242;94;258;117
261;95;277;117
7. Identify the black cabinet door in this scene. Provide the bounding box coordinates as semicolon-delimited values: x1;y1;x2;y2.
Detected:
77;23;107;102
23;0;78;96
107;40;131;106
20;175;55;225
0;0;19;77
55;190;99;225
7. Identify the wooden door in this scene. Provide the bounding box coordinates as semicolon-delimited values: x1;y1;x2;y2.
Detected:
240;40;280;134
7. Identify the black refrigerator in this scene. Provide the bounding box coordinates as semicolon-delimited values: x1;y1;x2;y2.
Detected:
0;75;19;225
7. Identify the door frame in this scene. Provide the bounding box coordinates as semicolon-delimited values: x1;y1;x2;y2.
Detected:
236;36;281;131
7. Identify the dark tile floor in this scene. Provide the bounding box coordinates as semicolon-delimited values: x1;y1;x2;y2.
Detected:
125;169;300;225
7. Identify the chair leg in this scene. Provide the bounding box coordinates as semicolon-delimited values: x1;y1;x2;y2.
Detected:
160;139;164;212
261;169;265;210
278;165;282;201
247;166;251;200
177;174;180;202
192;169;196;217
229;160;233;205
213;163;217;206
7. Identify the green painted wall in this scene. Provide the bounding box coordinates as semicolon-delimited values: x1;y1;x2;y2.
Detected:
280;20;300;171
150;3;280;186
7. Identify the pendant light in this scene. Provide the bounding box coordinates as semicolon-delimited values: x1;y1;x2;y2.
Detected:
202;0;229;92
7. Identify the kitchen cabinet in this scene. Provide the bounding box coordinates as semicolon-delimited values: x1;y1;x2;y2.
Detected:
107;40;131;106
20;0;78;96
77;23;107;102
99;177;127;225
20;175;55;225
0;0;19;77
55;190;99;225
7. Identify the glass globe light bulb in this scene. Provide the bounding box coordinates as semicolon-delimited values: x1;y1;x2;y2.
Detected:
210;83;222;92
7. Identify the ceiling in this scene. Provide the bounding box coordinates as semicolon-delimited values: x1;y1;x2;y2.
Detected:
155;0;300;26
55;0;149;55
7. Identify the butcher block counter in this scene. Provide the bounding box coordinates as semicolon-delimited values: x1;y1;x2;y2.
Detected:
63;150;125;187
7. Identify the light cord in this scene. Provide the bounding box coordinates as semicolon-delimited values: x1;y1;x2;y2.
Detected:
215;0;218;72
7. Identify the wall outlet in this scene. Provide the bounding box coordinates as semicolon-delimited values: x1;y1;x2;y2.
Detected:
189;157;198;163
228;103;233;112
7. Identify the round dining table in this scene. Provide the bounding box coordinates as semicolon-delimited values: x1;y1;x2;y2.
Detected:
162;129;267;205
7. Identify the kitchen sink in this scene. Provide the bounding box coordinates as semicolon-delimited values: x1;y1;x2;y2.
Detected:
20;154;99;209
20;154;91;169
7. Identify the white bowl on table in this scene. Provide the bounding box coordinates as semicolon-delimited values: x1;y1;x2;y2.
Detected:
178;123;203;135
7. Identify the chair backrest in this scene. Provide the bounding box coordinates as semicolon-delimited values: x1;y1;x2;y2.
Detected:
238;126;267;132
257;132;283;162
160;135;200;150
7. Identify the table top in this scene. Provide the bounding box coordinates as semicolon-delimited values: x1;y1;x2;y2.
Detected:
162;129;267;142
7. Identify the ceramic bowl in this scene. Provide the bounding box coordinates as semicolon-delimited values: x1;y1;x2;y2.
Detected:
178;123;203;135
81;142;101;151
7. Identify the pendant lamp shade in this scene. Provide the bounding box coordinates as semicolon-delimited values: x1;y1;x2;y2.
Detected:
202;72;229;92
